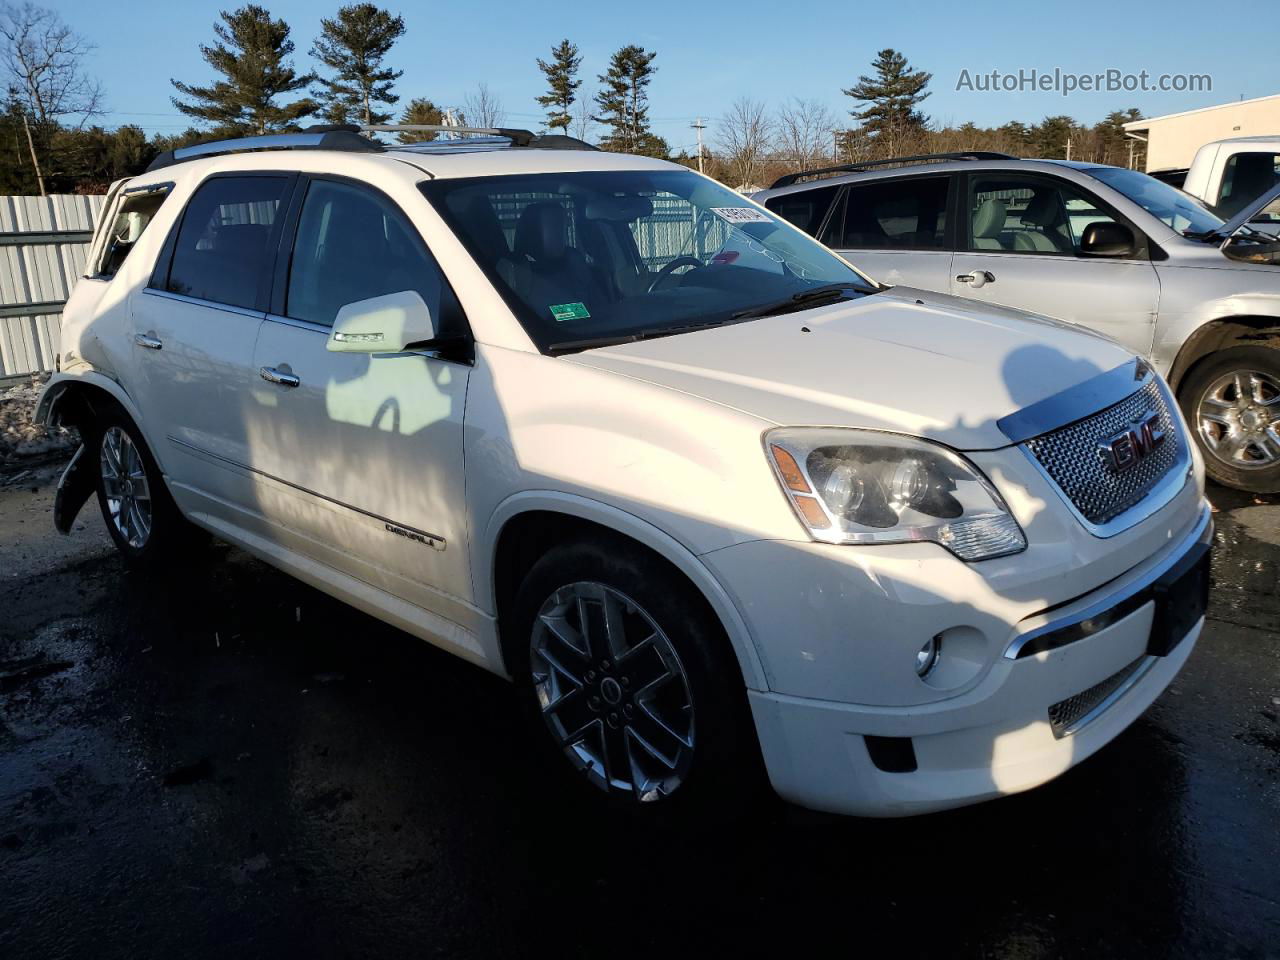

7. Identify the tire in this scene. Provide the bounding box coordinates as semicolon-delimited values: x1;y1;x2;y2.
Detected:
1178;346;1280;493
91;409;199;564
507;534;766;819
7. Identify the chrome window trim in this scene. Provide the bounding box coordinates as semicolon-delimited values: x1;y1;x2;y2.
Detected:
142;287;265;320
1005;504;1211;660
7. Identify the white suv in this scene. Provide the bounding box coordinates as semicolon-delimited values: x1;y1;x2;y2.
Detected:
755;154;1280;492
39;126;1210;818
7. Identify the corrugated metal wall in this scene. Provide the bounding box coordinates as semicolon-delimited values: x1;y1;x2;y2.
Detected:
0;194;106;377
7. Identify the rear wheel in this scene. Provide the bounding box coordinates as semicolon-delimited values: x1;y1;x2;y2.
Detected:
1180;346;1280;493
509;536;764;817
93;411;197;564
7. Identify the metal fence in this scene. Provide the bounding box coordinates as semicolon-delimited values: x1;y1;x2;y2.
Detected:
0;194;105;377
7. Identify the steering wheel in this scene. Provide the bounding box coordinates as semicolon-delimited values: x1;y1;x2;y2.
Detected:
647;256;705;293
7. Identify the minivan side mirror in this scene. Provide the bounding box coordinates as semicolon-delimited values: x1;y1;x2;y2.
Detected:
1080;222;1136;258
327;290;437;354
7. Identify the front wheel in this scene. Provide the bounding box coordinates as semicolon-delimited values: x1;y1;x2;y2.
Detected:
509;536;764;816
1180;346;1280;493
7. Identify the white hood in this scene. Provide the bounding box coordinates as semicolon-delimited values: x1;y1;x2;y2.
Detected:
565;288;1134;450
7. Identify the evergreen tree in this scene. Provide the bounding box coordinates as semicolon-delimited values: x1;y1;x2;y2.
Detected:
593;45;657;154
171;5;316;134
1033;115;1076;159
535;39;581;133
311;4;405;126
1097;108;1142;165
396;97;447;142
843;48;931;136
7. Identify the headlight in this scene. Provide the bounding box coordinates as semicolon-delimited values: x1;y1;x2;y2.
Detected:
765;428;1026;562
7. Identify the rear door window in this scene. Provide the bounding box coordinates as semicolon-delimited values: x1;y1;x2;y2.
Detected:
164;175;291;310
833;177;950;250
763;185;840;237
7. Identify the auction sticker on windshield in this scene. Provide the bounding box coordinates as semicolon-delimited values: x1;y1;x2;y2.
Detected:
711;207;773;224
550;301;591;322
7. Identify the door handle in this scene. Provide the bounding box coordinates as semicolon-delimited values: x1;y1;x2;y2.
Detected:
260;366;300;388
955;270;996;288
133;333;163;350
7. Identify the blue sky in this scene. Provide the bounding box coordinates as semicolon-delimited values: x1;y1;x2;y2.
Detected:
55;0;1276;153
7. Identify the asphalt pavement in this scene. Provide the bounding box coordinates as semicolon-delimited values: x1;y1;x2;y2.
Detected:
1;459;1277;959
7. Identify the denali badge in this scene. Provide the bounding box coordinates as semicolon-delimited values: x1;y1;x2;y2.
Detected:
1099;412;1165;474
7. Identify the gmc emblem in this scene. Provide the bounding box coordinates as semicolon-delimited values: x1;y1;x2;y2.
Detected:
1099;413;1165;474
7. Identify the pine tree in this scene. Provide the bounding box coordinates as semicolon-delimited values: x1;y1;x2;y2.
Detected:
593;45;657;154
843;49;931;137
1034;115;1076;159
396;98;446;142
171;6;316;135
311;4;405;126
535;39;581;133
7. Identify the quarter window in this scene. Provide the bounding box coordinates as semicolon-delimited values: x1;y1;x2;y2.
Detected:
95;186;170;277
165;176;290;310
831;177;950;250
967;177;1123;256
286;179;465;335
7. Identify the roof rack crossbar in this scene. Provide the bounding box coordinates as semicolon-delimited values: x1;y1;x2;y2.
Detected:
770;151;1017;189
361;124;537;147
145;126;382;172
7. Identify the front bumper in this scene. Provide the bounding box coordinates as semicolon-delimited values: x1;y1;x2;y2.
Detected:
703;494;1211;817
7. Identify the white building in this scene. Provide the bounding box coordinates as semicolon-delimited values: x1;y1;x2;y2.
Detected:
1123;93;1280;173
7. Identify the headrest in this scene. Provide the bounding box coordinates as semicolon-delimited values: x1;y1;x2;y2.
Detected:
1021;191;1060;227
514;201;568;261
973;198;1007;239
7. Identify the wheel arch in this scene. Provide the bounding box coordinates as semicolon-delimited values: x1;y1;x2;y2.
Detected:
37;372;171;470
483;492;768;692
1168;316;1280;393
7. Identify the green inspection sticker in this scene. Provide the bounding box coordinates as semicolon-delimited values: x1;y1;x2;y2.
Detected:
549;301;591;322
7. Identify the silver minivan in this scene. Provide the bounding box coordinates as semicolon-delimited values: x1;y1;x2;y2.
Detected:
755;156;1280;492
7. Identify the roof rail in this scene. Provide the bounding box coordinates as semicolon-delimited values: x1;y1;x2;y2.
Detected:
364;124;598;152
769;151;1018;189
146;124;382;172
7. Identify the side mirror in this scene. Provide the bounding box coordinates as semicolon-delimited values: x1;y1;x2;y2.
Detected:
1080;222;1136;258
327;291;437;354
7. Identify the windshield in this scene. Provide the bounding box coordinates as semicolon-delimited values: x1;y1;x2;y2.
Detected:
421;170;876;352
1084;166;1223;236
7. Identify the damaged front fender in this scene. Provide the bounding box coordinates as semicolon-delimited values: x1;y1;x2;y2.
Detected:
54;443;97;534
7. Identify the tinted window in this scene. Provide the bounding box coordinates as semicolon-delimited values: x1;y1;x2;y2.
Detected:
968;177;1123;255
286;179;465;336
1218;152;1280;219
96;187;170;277
763;185;839;236
835;177;949;250
165;176;289;310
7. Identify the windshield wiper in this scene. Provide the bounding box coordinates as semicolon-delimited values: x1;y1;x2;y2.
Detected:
729;283;864;322
546;321;735;356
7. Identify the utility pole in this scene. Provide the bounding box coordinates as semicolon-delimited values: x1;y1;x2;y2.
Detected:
691;118;706;174
1066;134;1073;161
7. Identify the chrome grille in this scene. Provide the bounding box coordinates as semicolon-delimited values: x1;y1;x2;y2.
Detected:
1025;379;1180;526
1048;657;1147;738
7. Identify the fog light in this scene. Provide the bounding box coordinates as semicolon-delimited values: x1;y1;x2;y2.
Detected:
915;637;940;678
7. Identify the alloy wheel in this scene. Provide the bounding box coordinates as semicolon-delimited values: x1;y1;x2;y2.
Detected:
100;426;152;548
1196;369;1280;469
530;581;695;802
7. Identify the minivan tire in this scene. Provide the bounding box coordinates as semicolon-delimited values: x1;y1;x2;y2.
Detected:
1179;346;1280;494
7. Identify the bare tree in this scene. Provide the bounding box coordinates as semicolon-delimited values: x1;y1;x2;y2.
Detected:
463;82;505;129
777;98;836;171
717;97;773;190
0;1;103;195
572;96;594;143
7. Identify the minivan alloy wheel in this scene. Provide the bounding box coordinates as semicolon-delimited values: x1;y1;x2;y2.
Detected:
1196;370;1280;469
530;581;695;802
99;425;152;548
